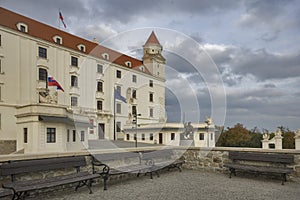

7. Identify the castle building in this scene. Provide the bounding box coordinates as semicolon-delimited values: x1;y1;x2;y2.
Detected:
0;8;166;153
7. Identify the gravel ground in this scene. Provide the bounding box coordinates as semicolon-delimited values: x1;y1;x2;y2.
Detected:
15;170;300;200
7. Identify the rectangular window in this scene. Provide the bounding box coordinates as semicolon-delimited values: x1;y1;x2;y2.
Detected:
24;128;28;143
126;134;130;140
71;96;78;106
67;129;70;142
0;59;2;74
171;133;175;140
134;134;137;140
150;133;154;141
38;68;47;81
132;105;137;116
38;47;47;59
116;103;121;114
97;64;103;74
71;56;78;67
46;128;56;143
73;130;76;142
132;89;136;99
0;85;2;101
149;80;153;87
97;82;103;92
0;34;1;46
116;70;121;78
0;114;1;129
97;100;103;110
149;108;153;117
199;133;204;140
116;121;121;132
132;75;137;83
80;131;85;142
71;75;78;87
142;134;145;141
211;133;213;140
149;93;153;102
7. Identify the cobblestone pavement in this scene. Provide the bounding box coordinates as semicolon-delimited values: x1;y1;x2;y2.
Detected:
17;170;300;200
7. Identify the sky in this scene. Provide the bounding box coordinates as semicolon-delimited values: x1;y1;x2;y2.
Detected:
1;0;300;132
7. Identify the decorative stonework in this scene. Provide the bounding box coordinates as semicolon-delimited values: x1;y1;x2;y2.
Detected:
38;89;58;104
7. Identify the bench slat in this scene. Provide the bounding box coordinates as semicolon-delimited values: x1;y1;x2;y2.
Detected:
3;172;100;193
0;188;12;197
1;156;87;176
224;163;293;174
229;152;294;163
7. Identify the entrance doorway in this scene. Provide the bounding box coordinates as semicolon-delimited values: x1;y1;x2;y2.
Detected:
98;123;105;139
159;133;163;144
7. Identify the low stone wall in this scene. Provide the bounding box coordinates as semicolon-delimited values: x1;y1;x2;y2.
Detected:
0;140;16;155
176;147;300;177
0;147;300;188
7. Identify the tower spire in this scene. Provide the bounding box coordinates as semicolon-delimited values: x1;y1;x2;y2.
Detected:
145;31;160;45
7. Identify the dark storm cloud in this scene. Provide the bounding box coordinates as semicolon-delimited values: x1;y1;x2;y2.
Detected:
238;0;294;28
86;0;240;24
230;48;300;80
1;0;87;26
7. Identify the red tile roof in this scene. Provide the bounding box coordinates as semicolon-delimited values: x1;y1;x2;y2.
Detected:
0;7;152;75
145;31;160;45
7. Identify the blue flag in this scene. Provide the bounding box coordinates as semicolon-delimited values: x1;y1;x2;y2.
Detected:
114;89;127;103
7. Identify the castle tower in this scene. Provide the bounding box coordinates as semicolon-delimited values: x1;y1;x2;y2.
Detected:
142;31;166;79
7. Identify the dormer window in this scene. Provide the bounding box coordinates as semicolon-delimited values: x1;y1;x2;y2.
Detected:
140;66;145;72
16;22;28;33
102;53;109;60
53;35;63;45
77;44;86;52
125;61;131;67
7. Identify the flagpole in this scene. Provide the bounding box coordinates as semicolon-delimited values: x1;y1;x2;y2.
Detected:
113;87;116;141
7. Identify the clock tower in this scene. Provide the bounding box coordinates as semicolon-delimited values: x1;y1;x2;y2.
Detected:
142;31;166;79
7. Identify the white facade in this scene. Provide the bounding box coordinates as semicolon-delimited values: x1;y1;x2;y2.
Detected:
123;121;216;148
0;8;165;153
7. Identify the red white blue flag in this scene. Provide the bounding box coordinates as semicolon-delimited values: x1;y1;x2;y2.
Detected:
48;76;64;92
59;11;67;28
114;89;127;103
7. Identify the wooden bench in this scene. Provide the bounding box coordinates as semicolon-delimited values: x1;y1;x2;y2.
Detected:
0;156;100;200
92;152;152;190
223;151;294;185
0;188;12;198
140;149;184;178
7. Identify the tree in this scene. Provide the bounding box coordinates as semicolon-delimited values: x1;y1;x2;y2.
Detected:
216;123;253;147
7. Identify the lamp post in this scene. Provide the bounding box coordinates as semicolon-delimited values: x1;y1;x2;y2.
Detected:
132;113;141;148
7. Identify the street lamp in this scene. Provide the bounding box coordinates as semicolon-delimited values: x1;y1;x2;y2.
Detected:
132;113;141;148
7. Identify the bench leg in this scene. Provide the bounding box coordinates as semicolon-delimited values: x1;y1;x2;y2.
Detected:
281;173;287;185
12;191;27;200
103;176;108;190
229;168;236;178
75;180;93;194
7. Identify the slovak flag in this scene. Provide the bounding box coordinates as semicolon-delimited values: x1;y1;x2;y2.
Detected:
59;11;67;28
48;76;64;92
114;89;127;103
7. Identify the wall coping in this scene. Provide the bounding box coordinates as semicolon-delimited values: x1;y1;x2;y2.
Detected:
1;146;300;162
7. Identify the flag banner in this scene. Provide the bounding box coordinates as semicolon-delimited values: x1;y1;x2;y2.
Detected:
48;76;64;92
114;89;127;103
59;11;67;28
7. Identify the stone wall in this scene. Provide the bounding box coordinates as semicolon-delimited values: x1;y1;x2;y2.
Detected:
0;140;16;155
176;147;300;177
1;147;300;188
